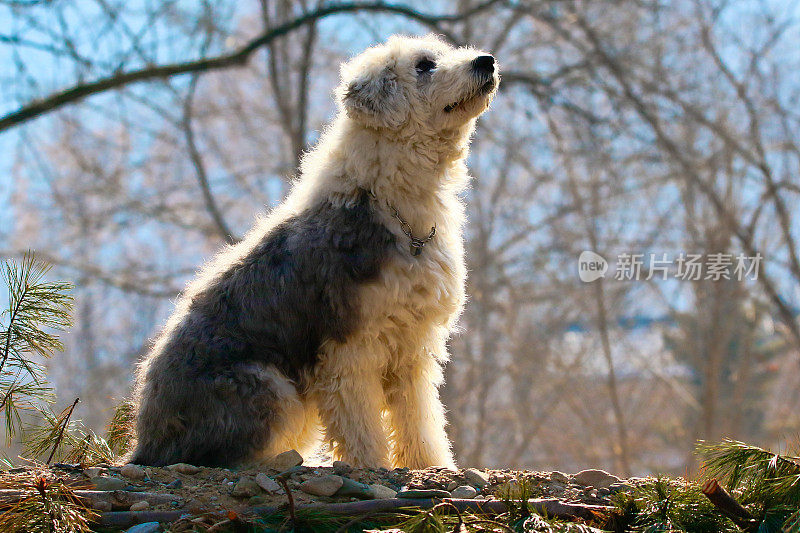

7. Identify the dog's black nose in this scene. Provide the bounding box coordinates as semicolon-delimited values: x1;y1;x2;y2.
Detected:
472;55;495;74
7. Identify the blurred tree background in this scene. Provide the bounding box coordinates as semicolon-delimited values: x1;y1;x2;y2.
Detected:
1;0;799;476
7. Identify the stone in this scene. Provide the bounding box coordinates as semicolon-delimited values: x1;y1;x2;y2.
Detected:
451;485;478;499
266;449;303;471
184;499;209;513
248;495;269;506
84;467;105;478
255;472;281;493
125;523;161;533
129;500;150;511
93;500;113;512
91;476;127;491
300;475;344;497
166;463;200;475
335;477;373;499
463;468;490;488
572;469;620;489
166;479;182;489
608;482;634;493
332;460;352;475
120;464;146;481
549;471;570;484
368;484;397;499
232;477;262;498
446;481;459;491
396;489;452;499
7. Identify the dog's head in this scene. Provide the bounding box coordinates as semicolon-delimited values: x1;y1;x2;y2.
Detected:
337;35;499;133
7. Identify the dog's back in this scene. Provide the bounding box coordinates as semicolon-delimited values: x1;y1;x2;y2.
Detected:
131;193;394;466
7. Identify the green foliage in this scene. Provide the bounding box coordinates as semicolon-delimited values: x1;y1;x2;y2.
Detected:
106;397;136;457
0;252;72;444
24;404;115;465
697;439;800;532
609;478;737;533
0;474;96;533
698;440;800;508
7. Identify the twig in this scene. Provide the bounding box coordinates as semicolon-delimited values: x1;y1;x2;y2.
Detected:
701;479;758;532
434;501;464;533
276;475;296;526
47;398;79;465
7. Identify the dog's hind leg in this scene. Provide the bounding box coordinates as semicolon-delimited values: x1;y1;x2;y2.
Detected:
311;340;390;468
385;337;455;470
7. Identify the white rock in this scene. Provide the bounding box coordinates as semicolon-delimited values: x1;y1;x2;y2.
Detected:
120;464;146;481
549;471;570;484
84;467;105;478
166;463;200;475
332;460;352;475
231;477;261;498
451;485;478;499
300;475;344;497
368;484;397;499
572;469;620;489
464;468;490;488
267;449;303;472
129;500;150;511
255;473;281;493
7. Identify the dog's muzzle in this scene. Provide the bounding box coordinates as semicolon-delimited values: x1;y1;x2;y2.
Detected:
472;55;496;94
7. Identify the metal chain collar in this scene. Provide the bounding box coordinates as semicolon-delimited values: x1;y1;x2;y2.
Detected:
365;189;436;257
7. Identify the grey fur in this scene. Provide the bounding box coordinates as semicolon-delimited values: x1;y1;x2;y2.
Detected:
131;192;395;467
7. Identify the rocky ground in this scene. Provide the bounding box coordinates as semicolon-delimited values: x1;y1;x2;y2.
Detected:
0;449;645;532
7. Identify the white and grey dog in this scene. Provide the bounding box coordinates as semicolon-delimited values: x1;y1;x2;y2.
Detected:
131;35;499;469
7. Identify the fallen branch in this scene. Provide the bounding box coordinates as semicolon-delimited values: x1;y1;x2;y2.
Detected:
701;479;758;532
97;497;613;528
100;510;186;528
251;497;611;522
0;489;181;511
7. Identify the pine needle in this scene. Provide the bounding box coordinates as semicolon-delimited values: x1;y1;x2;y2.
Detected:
24;405;115;466
0;473;96;533
609;477;738;533
106;398;136;456
0;252;73;444
697;439;800;507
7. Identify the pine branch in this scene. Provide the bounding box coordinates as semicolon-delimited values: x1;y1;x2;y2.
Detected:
0;252;72;444
698;440;800;506
46;398;79;465
701;479;758;532
105;398;135;456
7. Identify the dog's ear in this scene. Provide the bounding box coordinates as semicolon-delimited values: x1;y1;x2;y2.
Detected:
340;68;408;130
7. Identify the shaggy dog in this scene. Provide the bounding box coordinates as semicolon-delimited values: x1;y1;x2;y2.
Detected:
131;35;499;469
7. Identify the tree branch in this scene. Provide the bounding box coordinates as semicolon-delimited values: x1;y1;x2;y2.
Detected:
0;0;502;134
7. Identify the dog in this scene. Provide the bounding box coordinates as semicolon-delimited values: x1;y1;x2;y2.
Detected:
130;35;499;469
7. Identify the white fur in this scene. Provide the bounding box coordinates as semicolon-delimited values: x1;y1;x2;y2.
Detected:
153;35;498;469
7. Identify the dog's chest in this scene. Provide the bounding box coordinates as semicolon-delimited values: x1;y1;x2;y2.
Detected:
358;225;465;337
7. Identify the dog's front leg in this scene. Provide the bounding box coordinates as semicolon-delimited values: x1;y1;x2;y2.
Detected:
312;344;390;468
385;350;456;470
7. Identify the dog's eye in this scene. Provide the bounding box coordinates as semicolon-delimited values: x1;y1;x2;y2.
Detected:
415;59;436;74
